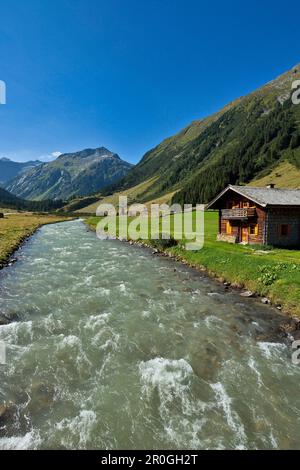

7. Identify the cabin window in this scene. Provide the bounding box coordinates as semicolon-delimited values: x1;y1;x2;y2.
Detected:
280;224;290;237
226;221;232;235
243;201;250;208
249;224;259;236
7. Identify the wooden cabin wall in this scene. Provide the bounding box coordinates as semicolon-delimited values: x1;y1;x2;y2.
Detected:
220;201;266;245
266;208;300;247
247;206;266;245
214;189;300;246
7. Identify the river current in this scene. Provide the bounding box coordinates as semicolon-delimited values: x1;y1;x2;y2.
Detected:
0;220;299;449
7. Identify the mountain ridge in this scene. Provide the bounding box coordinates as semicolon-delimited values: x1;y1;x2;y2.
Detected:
0;158;42;184
5;147;133;201
5;63;300;209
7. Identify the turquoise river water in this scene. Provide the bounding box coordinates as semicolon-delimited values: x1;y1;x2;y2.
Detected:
0;220;299;449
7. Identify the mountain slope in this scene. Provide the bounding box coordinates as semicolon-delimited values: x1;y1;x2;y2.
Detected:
0;187;27;209
5;147;133;201
100;102;238;201
173;64;300;205
0;187;63;211
0;158;41;184
91;62;300;208
249;161;300;189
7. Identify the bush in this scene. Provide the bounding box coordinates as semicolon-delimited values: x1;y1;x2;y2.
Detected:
149;234;178;250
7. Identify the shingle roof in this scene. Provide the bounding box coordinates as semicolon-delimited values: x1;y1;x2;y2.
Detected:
207;185;300;208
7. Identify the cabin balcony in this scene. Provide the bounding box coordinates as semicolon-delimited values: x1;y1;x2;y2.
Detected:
221;208;256;219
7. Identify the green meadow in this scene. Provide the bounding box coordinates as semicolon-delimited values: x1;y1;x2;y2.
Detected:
86;211;300;317
0;213;71;267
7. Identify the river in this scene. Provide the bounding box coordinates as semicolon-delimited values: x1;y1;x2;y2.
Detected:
0;220;299;449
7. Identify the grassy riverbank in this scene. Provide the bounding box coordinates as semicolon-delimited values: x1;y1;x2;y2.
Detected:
0;213;72;268
86;211;300;317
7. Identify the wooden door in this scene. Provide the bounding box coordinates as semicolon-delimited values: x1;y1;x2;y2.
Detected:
242;226;248;243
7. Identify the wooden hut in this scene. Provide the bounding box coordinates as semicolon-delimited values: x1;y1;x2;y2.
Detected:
206;185;300;246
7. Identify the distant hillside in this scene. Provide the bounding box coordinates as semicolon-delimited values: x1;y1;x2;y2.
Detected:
100;105;236;202
173;64;300;205
0;157;41;184
84;62;300;210
74;177;176;214
0;187;63;211
5;147;133;201
249;161;300;189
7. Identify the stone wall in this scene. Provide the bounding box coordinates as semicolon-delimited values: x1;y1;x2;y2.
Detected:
217;233;237;243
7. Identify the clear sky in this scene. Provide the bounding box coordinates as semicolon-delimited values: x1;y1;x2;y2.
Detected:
0;0;300;163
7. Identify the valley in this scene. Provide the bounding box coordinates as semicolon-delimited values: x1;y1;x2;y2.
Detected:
3;64;300;216
1;61;300;451
2;0;300;454
73;63;300;213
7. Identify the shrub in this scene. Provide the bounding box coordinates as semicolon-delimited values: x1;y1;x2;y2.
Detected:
149;234;178;250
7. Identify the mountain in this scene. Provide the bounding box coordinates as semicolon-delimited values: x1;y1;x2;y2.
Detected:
0;158;41;184
0;187;63;211
5;147;133;201
86;63;300;209
0;186;27;209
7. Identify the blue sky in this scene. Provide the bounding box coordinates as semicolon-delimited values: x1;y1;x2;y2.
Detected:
0;0;300;164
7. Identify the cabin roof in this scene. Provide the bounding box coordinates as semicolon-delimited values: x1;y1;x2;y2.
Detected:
206;185;300;209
